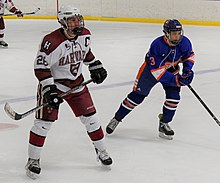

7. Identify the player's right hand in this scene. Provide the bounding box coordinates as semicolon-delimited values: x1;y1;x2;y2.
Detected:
43;85;63;109
15;10;23;17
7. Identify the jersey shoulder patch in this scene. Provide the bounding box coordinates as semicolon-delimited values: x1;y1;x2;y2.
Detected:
40;28;66;55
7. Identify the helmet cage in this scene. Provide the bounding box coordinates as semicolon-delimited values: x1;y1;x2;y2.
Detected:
58;7;85;35
163;19;183;45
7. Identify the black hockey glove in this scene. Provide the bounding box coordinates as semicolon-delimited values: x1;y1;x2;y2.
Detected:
15;10;23;17
43;85;63;109
89;60;107;84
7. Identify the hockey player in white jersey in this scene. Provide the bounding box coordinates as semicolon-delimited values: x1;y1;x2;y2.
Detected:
0;0;23;47
25;6;112;179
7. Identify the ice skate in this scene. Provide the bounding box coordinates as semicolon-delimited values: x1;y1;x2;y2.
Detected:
0;40;8;47
106;117;121;134
158;113;174;140
25;158;41;179
95;148;113;167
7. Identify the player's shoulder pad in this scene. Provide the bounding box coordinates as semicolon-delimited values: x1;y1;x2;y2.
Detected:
151;36;164;47
150;36;165;54
81;27;91;36
181;36;191;44
40;28;66;55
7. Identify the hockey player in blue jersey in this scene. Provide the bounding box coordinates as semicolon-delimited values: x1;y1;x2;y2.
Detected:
106;19;194;140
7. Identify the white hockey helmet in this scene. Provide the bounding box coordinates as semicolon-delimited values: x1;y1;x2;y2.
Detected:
58;6;84;35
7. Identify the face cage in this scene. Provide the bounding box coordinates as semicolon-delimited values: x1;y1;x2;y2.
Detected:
59;15;85;36
164;29;184;46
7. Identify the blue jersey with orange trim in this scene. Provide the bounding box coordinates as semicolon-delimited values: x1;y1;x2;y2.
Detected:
146;35;195;86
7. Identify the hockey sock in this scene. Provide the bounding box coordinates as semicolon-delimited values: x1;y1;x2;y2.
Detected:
0;17;5;39
162;99;179;123
80;115;105;150
28;120;52;159
115;91;145;121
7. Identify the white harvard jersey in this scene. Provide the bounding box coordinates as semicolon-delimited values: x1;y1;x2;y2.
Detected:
34;28;96;92
0;0;15;15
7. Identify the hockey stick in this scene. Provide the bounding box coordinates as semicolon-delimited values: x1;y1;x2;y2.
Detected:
4;79;93;121
0;8;40;16
188;85;220;126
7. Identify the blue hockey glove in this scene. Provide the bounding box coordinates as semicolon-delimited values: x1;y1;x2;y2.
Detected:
176;72;194;86
43;85;63;109
182;69;194;84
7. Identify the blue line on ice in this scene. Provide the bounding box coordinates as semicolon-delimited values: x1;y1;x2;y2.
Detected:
0;68;219;105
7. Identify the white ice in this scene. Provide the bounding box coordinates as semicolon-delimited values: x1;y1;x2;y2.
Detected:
0;19;220;183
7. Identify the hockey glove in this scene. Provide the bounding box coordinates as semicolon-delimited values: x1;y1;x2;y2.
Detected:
182;69;194;84
43;85;63;109
176;72;194;87
89;60;107;84
15;10;23;17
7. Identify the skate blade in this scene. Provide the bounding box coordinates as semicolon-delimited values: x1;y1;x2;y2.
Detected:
159;132;173;140
0;45;8;48
105;132;112;136
100;163;112;170
96;158;112;170
26;169;39;180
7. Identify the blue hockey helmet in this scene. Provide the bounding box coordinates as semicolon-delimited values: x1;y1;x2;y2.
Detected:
163;19;183;45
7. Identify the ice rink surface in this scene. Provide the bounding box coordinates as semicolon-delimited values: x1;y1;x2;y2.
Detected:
0;19;220;183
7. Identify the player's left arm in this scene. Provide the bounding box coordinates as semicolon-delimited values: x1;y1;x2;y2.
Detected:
181;37;195;70
181;37;195;79
85;49;107;84
82;33;107;84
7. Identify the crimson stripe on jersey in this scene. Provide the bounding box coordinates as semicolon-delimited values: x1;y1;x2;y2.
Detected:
0;17;5;29
87;127;104;141
54;74;83;89
29;131;46;147
9;7;17;13
35;69;52;81
83;49;95;64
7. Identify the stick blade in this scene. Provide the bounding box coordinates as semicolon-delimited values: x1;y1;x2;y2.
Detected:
4;103;22;120
34;8;40;14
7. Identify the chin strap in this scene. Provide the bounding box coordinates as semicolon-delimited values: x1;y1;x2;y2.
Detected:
63;29;77;39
